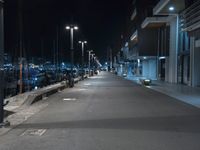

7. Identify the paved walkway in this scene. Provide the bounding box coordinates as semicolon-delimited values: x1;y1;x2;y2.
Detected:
125;75;200;109
1;72;200;150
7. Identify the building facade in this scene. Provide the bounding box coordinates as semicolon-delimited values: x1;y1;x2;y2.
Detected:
120;0;159;80
180;0;200;87
118;0;200;87
151;0;200;86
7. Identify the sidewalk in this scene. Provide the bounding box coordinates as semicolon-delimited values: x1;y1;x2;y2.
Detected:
125;75;200;109
4;82;66;112
0;81;67;135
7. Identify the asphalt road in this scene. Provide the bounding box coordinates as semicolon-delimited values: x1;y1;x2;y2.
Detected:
1;71;200;150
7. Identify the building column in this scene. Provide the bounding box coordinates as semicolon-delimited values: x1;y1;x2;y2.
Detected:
165;57;169;82
168;16;179;83
142;60;149;77
0;1;4;124
191;36;200;87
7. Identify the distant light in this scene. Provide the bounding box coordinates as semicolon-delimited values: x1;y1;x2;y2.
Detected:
84;41;87;44
105;62;108;65
79;41;82;43
74;26;78;30
35;77;38;81
66;26;70;30
143;57;147;59
169;6;175;11
34;86;38;90
137;59;140;63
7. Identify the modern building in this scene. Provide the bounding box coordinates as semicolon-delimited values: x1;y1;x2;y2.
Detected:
180;0;200;87
119;0;200;87
120;0;159;80
148;0;200;87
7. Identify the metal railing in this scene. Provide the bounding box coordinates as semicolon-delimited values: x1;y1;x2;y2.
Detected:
180;0;200;31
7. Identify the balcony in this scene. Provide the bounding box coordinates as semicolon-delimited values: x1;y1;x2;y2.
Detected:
141;17;170;29
153;0;185;15
180;0;200;32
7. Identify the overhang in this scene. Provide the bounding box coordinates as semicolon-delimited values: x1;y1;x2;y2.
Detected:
153;0;185;15
141;17;169;29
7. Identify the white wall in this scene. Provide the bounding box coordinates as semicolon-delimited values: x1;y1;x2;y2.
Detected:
149;59;157;80
142;59;157;80
142;60;149;77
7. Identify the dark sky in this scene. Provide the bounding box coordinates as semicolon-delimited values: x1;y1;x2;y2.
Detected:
4;0;132;63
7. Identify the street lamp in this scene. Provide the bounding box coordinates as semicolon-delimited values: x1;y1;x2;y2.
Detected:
91;53;95;69
0;0;9;127
78;40;87;69
87;50;93;76
91;53;96;75
0;0;4;126
65;25;78;87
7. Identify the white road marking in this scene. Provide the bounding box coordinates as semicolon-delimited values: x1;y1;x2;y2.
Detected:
21;129;47;136
63;98;77;101
77;89;87;91
84;83;91;86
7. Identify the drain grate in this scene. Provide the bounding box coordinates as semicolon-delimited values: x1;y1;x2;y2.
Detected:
21;129;47;136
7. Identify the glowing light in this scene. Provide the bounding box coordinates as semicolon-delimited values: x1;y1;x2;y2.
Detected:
66;26;70;30
169;6;175;11
74;26;78;30
159;56;166;60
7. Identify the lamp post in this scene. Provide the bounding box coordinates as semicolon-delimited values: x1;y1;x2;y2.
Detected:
0;0;4;125
78;40;87;69
0;0;8;127
65;25;78;87
93;56;97;68
91;53;95;72
87;50;93;76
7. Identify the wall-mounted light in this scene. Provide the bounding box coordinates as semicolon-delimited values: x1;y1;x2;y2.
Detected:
169;6;175;11
159;56;166;60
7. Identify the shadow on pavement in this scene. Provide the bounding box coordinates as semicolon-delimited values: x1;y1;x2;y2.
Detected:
14;115;200;133
4;110;15;118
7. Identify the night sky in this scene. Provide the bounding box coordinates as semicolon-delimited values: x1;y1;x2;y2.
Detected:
4;0;132;63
